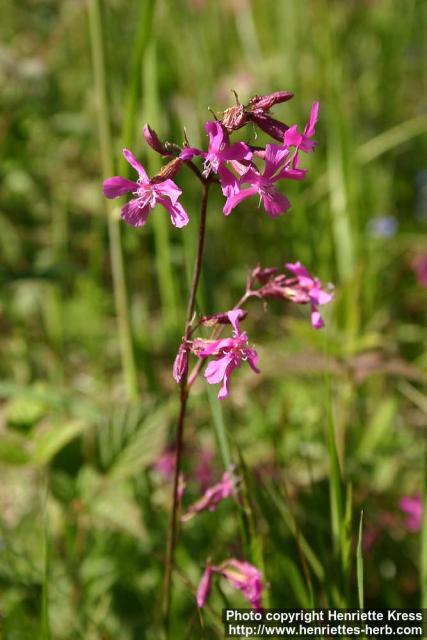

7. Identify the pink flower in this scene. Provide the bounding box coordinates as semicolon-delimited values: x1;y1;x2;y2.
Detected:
181;471;234;522
283;262;333;329
153;448;175;479
412;254;427;288
181;121;252;196
223;144;306;217
247;262;333;329
194;448;215;490
197;558;263;610
195;309;260;399
399;494;422;532
284;101;319;155
103;149;188;228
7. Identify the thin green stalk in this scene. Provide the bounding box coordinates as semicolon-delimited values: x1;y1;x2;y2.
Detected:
41;472;50;640
87;0;138;400
422;444;427;607
163;181;210;633
357;511;364;609
118;0;156;174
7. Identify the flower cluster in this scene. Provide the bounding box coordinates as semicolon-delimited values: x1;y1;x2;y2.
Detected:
190;309;260;400
247;261;334;329
102;90;333;616
197;559;263;610
103;92;318;228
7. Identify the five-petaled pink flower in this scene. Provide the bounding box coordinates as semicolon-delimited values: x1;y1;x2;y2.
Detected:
181;121;252;196
223;144;306;217
197;558;263;610
181;471;234;522
284;262;333;329
103;148;189;228
399;494;422;532
195;309;260;399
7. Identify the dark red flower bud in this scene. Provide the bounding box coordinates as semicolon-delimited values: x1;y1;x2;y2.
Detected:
248;113;289;141
249;91;294;111
173;342;188;384
200;309;248;327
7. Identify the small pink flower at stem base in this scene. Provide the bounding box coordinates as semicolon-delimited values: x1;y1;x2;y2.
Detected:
197;558;263;610
194;309;260;400
399;494;422;532
181;471;234;522
103;148;189;229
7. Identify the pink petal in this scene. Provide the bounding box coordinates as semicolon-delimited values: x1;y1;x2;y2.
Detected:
197;566;213;607
221;141;252;162
205;354;233;385
305;101;319;138
285;262;311;279
180;147;203;161
103;176;138;199
261;190;291;217
155;179;182;205
121;198;150;227
218;165;240;197
227;309;244;335
158;198;189;228
205;121;227;154
247;349;260;374
263;143;289;178
283;124;302;148
278;167;307;181
218;361;236;400
311;306;324;329
198;337;235;357
223;187;258;216
123;148;149;182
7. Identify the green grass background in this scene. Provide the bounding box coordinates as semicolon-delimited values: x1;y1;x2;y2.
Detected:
0;0;427;637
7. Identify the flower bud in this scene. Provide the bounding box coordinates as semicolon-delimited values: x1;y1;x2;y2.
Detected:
200;309;247;327
249;112;289;141
152;158;183;183
221;104;248;132
143;123;170;155
173;342;188;384
249;91;294;111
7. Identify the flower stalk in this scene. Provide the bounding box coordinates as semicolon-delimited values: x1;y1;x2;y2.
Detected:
163;179;211;629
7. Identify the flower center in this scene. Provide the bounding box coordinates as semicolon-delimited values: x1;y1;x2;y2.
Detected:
135;181;157;208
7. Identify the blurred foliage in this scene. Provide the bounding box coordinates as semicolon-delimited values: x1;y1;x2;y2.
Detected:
0;0;426;637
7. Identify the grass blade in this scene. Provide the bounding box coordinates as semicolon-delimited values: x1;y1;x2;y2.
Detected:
357;510;364;609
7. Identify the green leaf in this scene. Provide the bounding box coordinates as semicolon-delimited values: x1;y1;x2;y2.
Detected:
31;419;91;465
